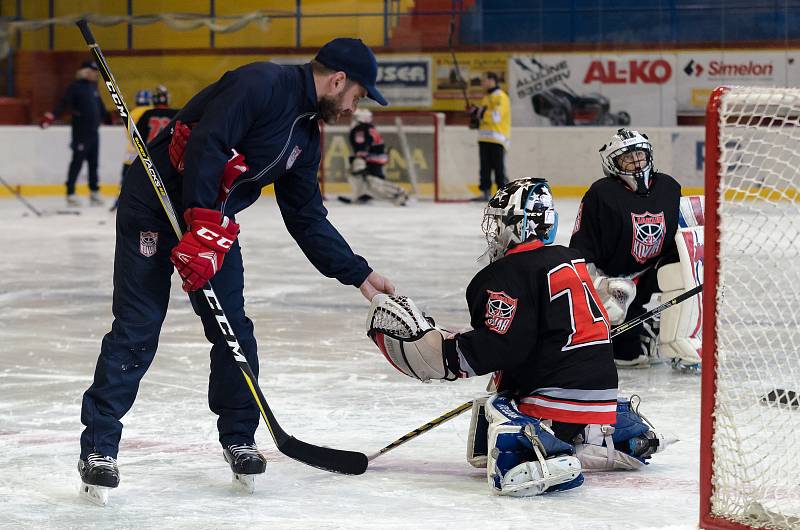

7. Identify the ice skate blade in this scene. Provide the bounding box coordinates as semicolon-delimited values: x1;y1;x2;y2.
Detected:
232;473;255;494
79;482;109;506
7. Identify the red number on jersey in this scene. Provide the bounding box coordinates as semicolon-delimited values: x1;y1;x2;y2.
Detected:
147;117;172;143
547;259;610;350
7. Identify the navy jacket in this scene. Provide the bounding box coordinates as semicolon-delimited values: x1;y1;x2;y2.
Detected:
122;62;371;287
52;79;107;141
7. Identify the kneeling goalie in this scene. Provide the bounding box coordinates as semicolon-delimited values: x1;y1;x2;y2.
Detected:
367;178;672;497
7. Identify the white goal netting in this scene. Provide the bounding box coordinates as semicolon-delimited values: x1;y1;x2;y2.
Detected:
705;86;800;530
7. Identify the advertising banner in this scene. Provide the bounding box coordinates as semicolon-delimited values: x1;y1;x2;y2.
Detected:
509;53;677;126
369;56;432;108
432;52;508;110
675;50;800;114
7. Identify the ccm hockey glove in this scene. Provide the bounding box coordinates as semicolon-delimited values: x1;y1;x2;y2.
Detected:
170;208;239;292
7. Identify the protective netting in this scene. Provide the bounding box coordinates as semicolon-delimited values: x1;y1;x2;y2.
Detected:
710;87;800;529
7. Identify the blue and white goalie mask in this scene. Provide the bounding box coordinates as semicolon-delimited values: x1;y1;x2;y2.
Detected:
599;128;654;196
482;178;558;262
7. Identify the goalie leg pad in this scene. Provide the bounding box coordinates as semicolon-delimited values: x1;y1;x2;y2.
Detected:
657;224;703;366
573;396;674;471
365;175;408;205
346;175;369;201
485;394;583;496
467;397;489;468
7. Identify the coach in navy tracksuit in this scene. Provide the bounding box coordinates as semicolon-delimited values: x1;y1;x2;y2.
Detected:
41;60;109;206
78;39;394;487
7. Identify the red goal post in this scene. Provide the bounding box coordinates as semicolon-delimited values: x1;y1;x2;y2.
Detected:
701;85;800;530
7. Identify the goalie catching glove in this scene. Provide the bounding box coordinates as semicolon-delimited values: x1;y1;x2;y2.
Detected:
170;208;239;292
366;294;469;382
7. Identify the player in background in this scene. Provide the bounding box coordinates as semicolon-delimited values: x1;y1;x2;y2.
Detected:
77;38;396;503
338;108;408;206
110;89;152;211
111;86;179;212
367;178;671;497
40;60;110;207
569;129;702;372
469;72;510;201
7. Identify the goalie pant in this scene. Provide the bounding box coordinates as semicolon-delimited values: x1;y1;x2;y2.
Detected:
80;61;372;462
445;240;619;442
569;173;681;361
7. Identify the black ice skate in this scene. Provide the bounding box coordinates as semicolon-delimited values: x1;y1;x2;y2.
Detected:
223;444;267;493
78;452;120;506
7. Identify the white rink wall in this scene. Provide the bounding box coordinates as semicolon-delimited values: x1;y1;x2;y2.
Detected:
0;125;706;193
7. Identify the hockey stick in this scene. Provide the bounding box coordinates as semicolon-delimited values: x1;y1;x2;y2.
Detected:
367;400;474;461
448;0;471;110
77;20;368;476
0;175;43;216
369;284;704;460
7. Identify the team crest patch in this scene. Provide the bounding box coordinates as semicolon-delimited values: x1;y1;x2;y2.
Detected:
139;231;158;257
485;290;518;335
286;145;302;170
631;211;665;264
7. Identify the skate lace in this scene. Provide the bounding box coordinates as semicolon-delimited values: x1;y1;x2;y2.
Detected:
86;452;117;469
228;444;260;459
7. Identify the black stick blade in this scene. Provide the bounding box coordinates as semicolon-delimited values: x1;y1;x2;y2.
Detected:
760;388;799;409
279;436;368;475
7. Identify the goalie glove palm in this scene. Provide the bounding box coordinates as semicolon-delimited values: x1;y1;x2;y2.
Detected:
170;208;240;292
367;294;461;382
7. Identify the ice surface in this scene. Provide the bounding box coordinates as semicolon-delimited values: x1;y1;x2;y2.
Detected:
0;196;700;529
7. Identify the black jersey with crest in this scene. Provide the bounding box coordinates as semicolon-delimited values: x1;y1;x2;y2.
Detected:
137;106;180;144
443;241;619;425
569;173;681;277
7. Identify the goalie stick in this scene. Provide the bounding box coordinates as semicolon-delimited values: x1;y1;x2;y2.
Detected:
369;284;704;460
77;20;367;476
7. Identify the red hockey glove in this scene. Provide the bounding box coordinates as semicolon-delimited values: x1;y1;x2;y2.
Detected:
39;112;55;129
170;208;240;292
169;120;191;172
217;152;248;204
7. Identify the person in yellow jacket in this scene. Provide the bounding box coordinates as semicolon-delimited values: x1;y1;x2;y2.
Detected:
470;72;511;201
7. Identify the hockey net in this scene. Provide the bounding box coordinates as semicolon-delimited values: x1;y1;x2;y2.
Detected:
702;86;800;530
319;111;474;202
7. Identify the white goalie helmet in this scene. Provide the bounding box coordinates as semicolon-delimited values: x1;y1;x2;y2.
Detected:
353;108;373;124
599;128;654;195
482;177;558;262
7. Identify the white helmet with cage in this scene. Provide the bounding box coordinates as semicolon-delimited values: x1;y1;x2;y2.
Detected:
482;177;558;262
599;128;654;195
353;108;373;124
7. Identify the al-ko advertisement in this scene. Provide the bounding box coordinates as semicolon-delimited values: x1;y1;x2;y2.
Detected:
509;53;677;126
676;51;800;114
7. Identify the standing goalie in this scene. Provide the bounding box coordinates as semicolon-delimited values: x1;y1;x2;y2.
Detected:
367;178;671;497
569;128;703;371
338;108;408;206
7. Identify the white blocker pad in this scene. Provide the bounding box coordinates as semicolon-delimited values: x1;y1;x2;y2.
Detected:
657;196;704;365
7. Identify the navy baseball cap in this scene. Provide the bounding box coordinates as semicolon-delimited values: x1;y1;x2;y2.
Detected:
80;60;98;70
315;38;387;106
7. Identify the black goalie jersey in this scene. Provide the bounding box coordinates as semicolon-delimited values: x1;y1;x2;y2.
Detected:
569;173;681;276
443;240;619;425
349;122;388;176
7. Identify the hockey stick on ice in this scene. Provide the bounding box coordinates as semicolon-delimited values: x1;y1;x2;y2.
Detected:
77;20;368;476
370;284;704;460
0;175;43;216
367;400;474;461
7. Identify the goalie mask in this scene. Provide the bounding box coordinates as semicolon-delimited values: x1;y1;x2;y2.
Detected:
482;178;558;262
599;128;654;196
